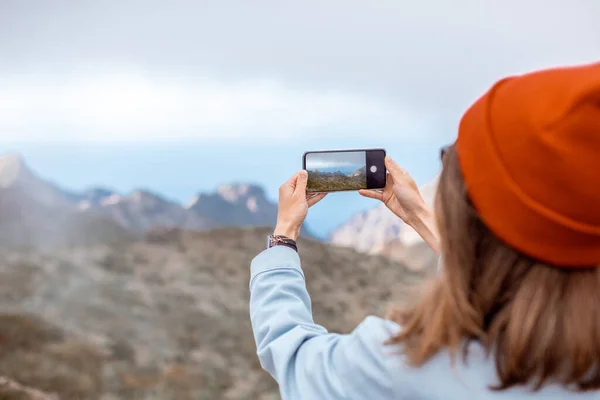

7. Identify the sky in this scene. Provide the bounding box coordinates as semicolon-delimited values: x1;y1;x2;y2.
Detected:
305;151;365;172
1;1;599;237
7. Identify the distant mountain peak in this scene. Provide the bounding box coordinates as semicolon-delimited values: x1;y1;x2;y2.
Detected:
84;187;116;198
184;195;201;210
0;152;29;188
246;196;259;213
216;183;265;203
128;190;180;209
185;182;292;232
101;194;122;206
0;153;75;209
130;189;160;201
352;166;367;177
0;152;25;165
329;175;440;252
217;184;243;202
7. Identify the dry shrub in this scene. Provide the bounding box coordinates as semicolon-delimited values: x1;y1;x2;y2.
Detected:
0;376;58;400
162;363;204;389
118;368;161;392
118;363;205;395
0;314;63;355
0;314;105;400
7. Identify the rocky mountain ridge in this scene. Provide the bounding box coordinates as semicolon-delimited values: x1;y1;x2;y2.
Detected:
0;151;437;263
329;176;439;269
309;169;346;177
351;166;367;177
0;153;312;246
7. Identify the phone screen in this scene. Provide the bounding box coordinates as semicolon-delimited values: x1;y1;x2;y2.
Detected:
303;149;386;193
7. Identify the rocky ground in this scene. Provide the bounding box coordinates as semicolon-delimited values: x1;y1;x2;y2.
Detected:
307;171;367;192
0;227;434;399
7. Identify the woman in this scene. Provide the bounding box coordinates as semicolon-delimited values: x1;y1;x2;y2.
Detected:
249;63;600;399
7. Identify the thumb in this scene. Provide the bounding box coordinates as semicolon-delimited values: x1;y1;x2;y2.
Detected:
294;170;308;195
385;156;404;176
280;172;300;196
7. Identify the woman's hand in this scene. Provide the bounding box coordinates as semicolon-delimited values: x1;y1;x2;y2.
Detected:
359;156;427;225
359;156;440;255
274;171;326;241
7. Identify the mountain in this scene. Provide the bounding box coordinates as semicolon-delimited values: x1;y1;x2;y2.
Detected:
76;187;118;209
0;153;73;209
329;176;439;268
351;166;366;177
0;153;314;245
0;226;434;399
0;154;132;248
84;189;210;232
187;184;276;229
309;170;346;177
187;183;314;237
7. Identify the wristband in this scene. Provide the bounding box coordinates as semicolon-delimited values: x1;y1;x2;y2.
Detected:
266;235;298;252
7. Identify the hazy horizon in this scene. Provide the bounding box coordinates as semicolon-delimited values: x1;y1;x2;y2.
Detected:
2;0;599;237
6;138;441;238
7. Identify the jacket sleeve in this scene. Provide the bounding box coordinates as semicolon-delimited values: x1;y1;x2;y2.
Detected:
249;246;396;400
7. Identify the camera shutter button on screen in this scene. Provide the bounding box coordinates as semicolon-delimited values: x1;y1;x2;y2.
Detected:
370;165;378;173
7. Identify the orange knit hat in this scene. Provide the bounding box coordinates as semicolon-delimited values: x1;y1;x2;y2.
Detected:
457;62;600;267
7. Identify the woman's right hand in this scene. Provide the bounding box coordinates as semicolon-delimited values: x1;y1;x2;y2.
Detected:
359;156;440;255
359;156;428;226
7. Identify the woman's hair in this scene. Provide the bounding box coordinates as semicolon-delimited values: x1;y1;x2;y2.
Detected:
387;145;600;391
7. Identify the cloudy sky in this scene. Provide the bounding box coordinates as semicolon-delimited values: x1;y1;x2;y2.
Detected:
1;1;599;236
2;0;599;143
305;151;365;171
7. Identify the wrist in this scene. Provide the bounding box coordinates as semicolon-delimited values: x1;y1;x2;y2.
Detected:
404;205;441;255
274;222;300;241
405;204;432;229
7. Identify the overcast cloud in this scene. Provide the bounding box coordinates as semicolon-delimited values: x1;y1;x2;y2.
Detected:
1;0;599;142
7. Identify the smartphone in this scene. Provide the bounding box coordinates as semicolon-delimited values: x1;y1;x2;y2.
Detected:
302;148;387;193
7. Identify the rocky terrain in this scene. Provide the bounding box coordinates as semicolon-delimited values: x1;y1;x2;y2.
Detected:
0;152;440;398
0;227;435;399
351;166;367;177
77;188;211;233
307;168;367;192
0;376;58;399
329;176;439;267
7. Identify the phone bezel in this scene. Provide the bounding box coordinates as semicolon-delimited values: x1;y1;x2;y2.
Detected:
302;148;387;193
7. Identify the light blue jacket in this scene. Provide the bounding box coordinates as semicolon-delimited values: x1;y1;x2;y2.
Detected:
249;246;599;400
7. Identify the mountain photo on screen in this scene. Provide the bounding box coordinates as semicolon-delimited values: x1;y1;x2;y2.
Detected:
306;151;367;192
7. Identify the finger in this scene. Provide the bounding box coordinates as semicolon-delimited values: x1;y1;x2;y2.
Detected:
359;189;383;201
307;193;327;207
386;172;394;186
294;170;309;196
280;172;300;196
284;172;300;187
385;156;407;176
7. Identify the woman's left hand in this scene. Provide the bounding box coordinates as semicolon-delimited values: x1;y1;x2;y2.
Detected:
274;171;327;240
